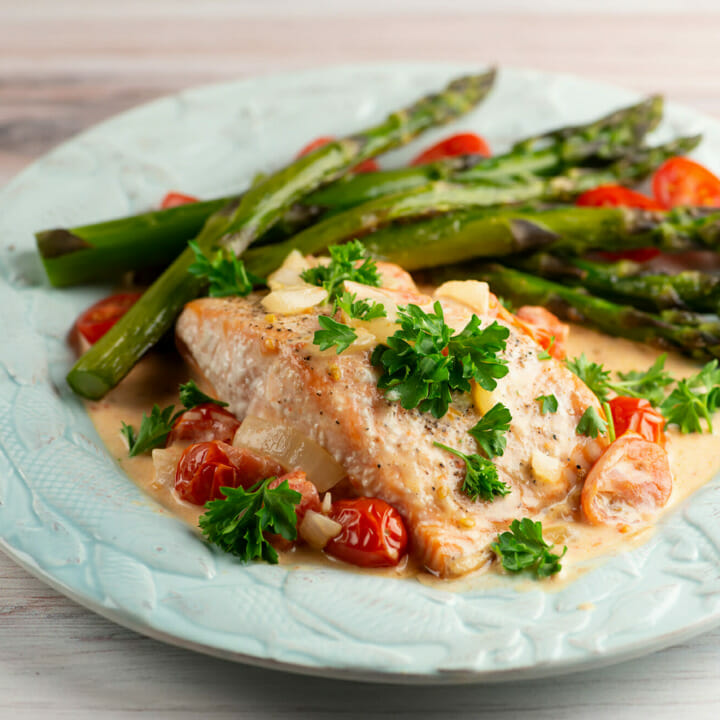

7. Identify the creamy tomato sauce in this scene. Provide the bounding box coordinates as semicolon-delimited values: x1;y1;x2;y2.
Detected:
86;324;720;585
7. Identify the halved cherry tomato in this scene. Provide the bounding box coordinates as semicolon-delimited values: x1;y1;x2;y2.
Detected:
576;185;663;261
166;403;240;446
160;191;198;208
652;156;720;208
410;132;490;166
295;136;379;173
581;433;672;528
576;184;662;210
325;497;408;568
608;396;666;447
174;441;283;505
515;305;569;360
74;292;142;345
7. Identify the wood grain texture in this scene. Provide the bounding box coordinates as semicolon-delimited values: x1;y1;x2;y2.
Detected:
2;4;720;718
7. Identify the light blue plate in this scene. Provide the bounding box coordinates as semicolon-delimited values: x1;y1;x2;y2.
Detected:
2;63;720;684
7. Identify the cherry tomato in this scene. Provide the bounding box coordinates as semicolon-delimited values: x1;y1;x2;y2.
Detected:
515;305;569;360
576;184;662;210
608;396;666;447
295;136;379;173
410;132;490;166
74;292;142;345
269;471;321;526
166;403;240;446
325;497;408;568
160;191;198;208
174;441;284;505
581;433;672;528
652;156;720;208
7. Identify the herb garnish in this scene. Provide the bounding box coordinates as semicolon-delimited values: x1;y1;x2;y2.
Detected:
491;518;566;578
565;353;611;402
576;405;608;438
372;301;509;419
188;241;263;298
433;442;510;501
536;394;559;414
199;477;301;564
468;402;512;458
313;315;358;354
608;354;674;407
336;291;387;321
660;360;720;433
179;380;229;410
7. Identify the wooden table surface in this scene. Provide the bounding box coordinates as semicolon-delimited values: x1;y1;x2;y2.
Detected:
3;3;720;717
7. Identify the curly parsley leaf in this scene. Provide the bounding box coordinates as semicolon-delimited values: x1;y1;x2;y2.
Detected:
468;403;512;458
491;518;566;578
576;405;608;438
188;240;263;298
608;354;674;407
565;353;611;402
536;337;555;361
122;404;181;457
336;291;387;321
372;302;509;419
660;360;720;433
199;477;302;564
313;315;358;354
178;380;228;409
301;240;381;302
434;442;510;502
536;394;558;414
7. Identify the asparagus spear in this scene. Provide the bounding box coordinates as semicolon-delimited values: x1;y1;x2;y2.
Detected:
37;95;662;287
514;253;720;313
244;135;703;278
66;70;497;399
439;263;720;361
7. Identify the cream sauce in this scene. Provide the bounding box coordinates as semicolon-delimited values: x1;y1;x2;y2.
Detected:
86;325;720;586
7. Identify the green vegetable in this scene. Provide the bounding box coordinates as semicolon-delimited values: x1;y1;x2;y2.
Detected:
602;401;616;442
121;404;180;457
491;518;566;578
178;380;229;409
312;315;358;354
336;291;387;321
536;394;559;414
187;241;263;297
576;405;608;438
371;301;509;419
660;360;720;433
468;402;512;458
433;442;510;501
300;240;381;303
608;354;674;407
199;477;302;564
565;353;612;402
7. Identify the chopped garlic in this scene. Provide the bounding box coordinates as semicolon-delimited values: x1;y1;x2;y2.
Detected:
435;280;490;316
261;286;328;315
531;449;565;486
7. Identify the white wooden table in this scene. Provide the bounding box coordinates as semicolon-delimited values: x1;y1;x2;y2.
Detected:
3;2;720;717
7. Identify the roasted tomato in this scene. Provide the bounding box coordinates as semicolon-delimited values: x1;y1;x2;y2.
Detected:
515;305;569;360
653;156;720;208
581;433;672;528
74;292;142;345
608;396;666;447
174;441;283;505
166;403;240;446
576;184;662;210
410;132;490;165
160;191;198;208
295;136;379;173
325;497;408;568
269;471;321;528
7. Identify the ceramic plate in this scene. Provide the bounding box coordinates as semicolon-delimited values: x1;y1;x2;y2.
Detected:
2;63;720;684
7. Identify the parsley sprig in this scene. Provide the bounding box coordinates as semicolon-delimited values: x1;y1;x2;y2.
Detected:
313;315;358;354
565;353;611;402
199;477;302;564
120;380;228;456
608;354;674;407
468;402;512;459
661;360;720;433
372;301;509;419
336;291;387;321
576;405;608;438
301;240;381;303
536;394;558;414
491;518;566;578
434;442;510;501
188;241;263;298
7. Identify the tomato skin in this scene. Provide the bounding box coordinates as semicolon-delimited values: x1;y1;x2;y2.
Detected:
269;471;321;526
325;497;408;568
295;136;379;173
609;396;666;447
652;156;720;208
576;184;662;210
174;441;284;505
74;292;142;345
166;403;240;446
160;191;198;208
515;305;569;360
410;132;490;166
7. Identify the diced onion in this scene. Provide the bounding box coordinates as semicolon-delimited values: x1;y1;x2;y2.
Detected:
266;249;312;290
299;510;342;549
261;286;328;315
233;415;346;492
435;280;490;316
531;449;565;486
151;446;184;489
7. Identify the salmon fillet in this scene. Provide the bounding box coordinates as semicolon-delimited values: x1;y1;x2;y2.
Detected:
176;278;606;577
